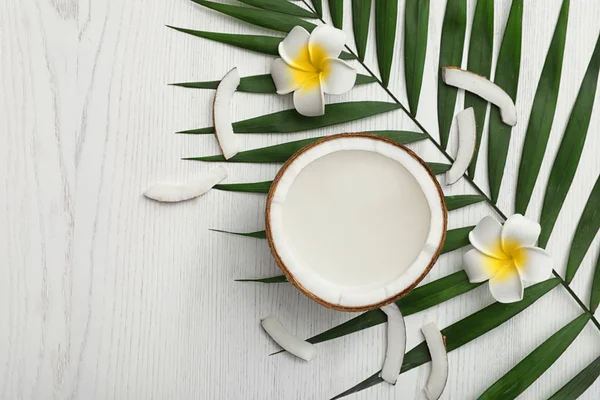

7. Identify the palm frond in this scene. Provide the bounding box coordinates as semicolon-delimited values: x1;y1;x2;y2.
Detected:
564;175;600;283
591;251;600;311
167;26;281;55
209;229;267;238
437;0;467;149
515;0;570;214
479;313;589;399
404;0;430;116
189;0;316;33
331;279;560;399
185;130;424;162
487;0;523;203
351;0;371;62
237;0;317;19
538;34;600;247
548;355;600;399
177;101;401;134
374;0;398;87
464;0;494;177
327;0;343;29
306;271;482;345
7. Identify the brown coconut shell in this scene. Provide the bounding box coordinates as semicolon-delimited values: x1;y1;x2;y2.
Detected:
265;133;448;312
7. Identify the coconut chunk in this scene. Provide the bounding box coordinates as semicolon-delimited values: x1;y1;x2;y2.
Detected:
213;67;241;160
446;107;476;185
144;166;227;202
422;322;448;400
379;303;406;384
261;316;317;361
442;67;517;126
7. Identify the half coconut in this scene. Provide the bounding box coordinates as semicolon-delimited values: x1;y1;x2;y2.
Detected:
266;134;447;311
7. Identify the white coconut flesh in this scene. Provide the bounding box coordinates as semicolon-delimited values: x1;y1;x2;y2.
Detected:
422;322;448;400
267;135;446;309
446;107;477;185
442;67;517;126
213;67;241;160
261;316;317;361
380;303;406;384
144;166;227;202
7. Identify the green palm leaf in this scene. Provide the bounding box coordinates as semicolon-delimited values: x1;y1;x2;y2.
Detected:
375;0;398;87
185;131;424;162
167;26;353;60
178;101;401;134
464;0;494;177
427;162;451;175
170;73;376;93
167;26;281;55
487;0;523;203
591;251;600;311
404;0;430;115
442;225;474;253
538;34;600;248
237;0;317;18
209;229;267;238
215;181;273;194
515;0;570;214
548;355;600;400
351;0;371;62
307;271;481;345
437;0;467;150
479;313;590;399
311;0;322;18
328;0;343;29
445;194;486;211
189;0;316;33
565;175;600;284
331;279;560;399
236;276;288;283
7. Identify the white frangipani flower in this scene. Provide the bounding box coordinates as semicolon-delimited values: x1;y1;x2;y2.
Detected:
463;214;554;303
271;25;357;117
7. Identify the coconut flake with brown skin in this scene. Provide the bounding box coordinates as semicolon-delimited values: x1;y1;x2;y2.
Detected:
446;107;476;185
422;322;448;400
442;67;517;126
261;316;317;361
379;303;406;384
213;67;241;159
144;166;227;202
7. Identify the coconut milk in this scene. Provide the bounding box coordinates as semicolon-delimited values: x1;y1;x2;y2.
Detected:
282;150;432;289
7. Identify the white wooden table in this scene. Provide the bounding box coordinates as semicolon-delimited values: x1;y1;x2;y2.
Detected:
2;0;600;399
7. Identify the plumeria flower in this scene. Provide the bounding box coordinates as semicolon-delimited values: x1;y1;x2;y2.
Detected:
271;25;357;117
463;214;553;303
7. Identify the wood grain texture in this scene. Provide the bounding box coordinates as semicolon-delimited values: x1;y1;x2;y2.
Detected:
0;0;599;399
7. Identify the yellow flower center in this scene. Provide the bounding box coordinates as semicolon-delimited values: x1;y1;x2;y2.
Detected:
483;238;528;281
291;43;331;90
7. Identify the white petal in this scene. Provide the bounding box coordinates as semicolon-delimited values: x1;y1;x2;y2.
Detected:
464;248;512;283
469;216;505;258
489;266;523;303
308;25;346;67
501;213;541;251
293;76;325;117
320;58;356;95
515;247;554;283
278;26;315;72
271;58;316;95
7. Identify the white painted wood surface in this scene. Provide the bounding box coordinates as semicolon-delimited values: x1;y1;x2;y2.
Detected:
1;0;600;399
